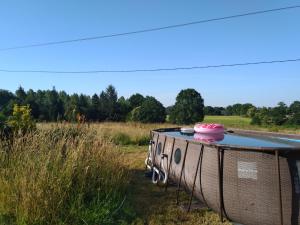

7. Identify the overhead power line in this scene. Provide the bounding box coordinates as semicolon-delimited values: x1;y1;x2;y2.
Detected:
0;58;299;74
0;5;299;51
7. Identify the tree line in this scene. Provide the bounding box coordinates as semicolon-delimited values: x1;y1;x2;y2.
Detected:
0;86;204;125
0;85;160;123
204;102;300;126
1;85;299;127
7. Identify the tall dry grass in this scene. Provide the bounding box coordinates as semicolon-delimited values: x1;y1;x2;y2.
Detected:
38;122;176;146
0;127;128;225
91;122;172;145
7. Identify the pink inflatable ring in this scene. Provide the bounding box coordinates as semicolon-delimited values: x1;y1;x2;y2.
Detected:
194;123;224;134
194;132;224;143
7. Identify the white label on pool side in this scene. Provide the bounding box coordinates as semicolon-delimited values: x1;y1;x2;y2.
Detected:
238;161;257;180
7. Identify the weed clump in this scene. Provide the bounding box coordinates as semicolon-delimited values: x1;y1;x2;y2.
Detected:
112;132;132;145
110;132;149;146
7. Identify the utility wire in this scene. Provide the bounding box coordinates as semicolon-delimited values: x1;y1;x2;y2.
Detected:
0;58;299;74
0;5;299;51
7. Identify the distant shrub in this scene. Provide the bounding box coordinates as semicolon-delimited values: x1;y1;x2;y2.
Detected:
112;132;132;145
130;106;142;122
247;107;257;118
289;101;300;115
7;104;36;134
250;103;288;126
286;113;300;125
135;135;149;146
268;126;279;132
268;102;288;125
250;114;262;125
110;132;149;146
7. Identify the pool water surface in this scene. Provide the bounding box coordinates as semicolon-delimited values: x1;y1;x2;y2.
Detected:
163;131;300;149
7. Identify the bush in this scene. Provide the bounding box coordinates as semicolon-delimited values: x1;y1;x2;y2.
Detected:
268;102;287;125
111;131;149;146
247;107;257;118
130;106;142;122
289;101;300;114
134;135;149;146
7;105;36;134
250;103;289;126
112;132;132;145
287;113;300;125
169;89;204;124
250;113;262;125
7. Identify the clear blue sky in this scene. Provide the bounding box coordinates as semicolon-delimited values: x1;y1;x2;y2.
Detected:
0;0;299;107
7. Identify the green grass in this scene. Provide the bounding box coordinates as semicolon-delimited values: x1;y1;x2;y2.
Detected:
204;116;251;128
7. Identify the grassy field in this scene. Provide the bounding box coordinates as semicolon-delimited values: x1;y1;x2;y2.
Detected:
204;116;252;128
2;117;299;225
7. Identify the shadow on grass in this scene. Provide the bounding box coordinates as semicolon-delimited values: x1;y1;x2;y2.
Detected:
118;147;231;225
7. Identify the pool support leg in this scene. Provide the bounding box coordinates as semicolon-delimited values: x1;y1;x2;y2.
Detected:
275;150;283;225
198;144;209;207
217;147;225;223
165;137;175;192
176;141;189;205
187;144;204;212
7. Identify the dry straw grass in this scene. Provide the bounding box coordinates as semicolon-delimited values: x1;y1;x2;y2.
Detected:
38;122;176;146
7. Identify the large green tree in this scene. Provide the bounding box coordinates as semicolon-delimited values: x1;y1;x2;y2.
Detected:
88;94;101;121
128;93;145;109
132;96;165;123
24;89;40;119
0;89;15;116
99;85;119;121
287;101;300;125
116;96;131;121
15;86;27;104
289;101;300;114
45;88;64;121
169;89;204;124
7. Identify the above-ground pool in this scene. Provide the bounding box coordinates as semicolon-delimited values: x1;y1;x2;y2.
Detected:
146;128;300;225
